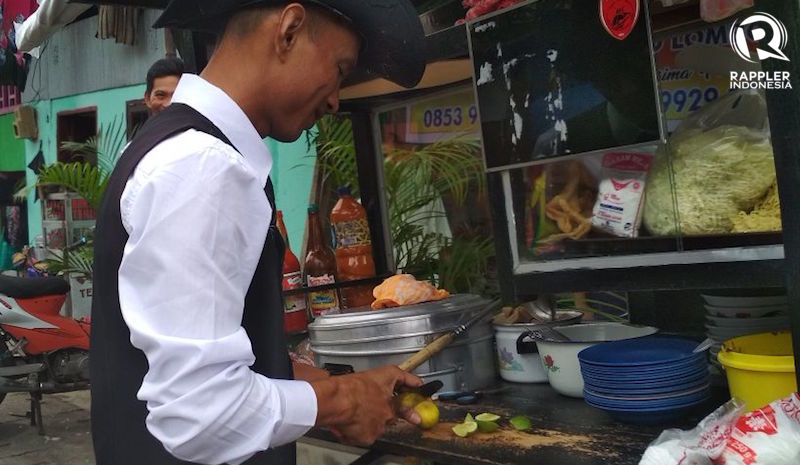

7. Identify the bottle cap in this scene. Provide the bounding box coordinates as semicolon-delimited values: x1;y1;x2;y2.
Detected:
337;185;351;196
308;204;319;214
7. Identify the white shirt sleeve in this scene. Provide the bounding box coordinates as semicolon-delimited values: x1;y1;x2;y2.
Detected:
118;133;318;465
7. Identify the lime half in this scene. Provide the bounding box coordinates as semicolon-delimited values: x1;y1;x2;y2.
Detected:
452;421;478;437
510;415;532;431
475;413;501;422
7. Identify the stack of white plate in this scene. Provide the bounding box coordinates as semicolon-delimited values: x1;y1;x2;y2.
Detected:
701;293;790;369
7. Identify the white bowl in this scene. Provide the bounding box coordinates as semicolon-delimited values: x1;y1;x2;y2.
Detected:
706;315;790;328
701;294;787;308
704;304;787;319
706;324;788;341
536;323;658;398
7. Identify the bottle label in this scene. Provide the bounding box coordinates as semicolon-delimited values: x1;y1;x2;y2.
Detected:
283;271;303;290
308;274;339;316
282;271;307;315
333;218;371;249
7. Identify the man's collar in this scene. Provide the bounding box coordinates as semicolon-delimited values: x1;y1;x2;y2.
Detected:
171;74;272;187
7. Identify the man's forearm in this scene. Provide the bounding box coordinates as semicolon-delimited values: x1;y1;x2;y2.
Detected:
293;361;331;382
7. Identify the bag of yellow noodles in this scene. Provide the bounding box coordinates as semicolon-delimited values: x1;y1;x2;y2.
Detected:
643;90;778;236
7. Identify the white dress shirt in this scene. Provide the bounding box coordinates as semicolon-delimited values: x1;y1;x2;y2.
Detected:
118;74;318;465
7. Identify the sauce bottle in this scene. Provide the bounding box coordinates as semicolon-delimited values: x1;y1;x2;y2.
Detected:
275;210;308;334
330;186;376;308
304;204;340;317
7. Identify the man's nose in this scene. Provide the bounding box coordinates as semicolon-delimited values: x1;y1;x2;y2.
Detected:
326;90;340;114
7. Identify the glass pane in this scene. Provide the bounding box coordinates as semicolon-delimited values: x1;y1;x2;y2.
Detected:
511;147;680;265
653;22;783;251
376;88;498;296
469;0;662;170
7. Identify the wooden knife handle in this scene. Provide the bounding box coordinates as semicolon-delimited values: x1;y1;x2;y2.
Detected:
398;333;455;372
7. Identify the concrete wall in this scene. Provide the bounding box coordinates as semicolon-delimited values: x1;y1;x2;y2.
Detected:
23;84;146;241
22;9;166;102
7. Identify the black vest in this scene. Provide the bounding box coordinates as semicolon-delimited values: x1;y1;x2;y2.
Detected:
90;104;294;465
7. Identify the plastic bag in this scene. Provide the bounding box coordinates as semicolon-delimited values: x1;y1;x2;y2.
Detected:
643;90;776;236
700;0;754;23
721;393;800;465
639;398;746;465
641;394;800;465
591;152;653;238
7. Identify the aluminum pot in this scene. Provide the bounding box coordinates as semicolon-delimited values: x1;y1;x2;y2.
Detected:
529;322;659;398
309;295;497;392
493;311;582;383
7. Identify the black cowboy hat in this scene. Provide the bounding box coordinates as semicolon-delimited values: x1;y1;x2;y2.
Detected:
154;0;426;88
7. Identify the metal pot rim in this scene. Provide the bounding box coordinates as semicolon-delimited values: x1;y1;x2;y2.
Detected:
309;294;489;331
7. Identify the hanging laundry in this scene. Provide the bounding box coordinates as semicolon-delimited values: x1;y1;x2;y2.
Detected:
0;0;36;90
97;6;139;46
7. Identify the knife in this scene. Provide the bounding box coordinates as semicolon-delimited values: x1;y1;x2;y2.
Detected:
396;379;444;398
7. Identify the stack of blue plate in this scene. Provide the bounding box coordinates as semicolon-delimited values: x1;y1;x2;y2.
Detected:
578;336;711;424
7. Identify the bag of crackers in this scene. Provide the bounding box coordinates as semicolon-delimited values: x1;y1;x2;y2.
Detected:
640;393;800;465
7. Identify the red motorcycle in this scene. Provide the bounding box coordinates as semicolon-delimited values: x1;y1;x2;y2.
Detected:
0;274;90;434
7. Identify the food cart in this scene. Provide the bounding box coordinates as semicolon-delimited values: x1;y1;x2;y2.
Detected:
302;1;800;463
73;0;800;463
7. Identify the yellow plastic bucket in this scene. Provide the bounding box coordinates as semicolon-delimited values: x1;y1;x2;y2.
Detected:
718;331;797;412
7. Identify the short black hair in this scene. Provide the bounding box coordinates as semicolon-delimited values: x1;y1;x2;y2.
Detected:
146;57;184;94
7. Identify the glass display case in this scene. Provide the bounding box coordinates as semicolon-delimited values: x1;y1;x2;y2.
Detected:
456;2;785;293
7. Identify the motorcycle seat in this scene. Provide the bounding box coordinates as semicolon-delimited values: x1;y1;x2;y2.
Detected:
0;275;70;299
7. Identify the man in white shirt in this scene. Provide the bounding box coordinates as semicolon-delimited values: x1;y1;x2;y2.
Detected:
89;2;427;465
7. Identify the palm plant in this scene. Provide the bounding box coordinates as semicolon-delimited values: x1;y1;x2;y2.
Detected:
311;115;495;295
17;116;129;277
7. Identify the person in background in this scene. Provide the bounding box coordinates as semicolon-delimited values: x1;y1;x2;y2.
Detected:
144;56;184;114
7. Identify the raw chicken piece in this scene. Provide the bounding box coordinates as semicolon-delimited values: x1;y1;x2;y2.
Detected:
371;274;450;309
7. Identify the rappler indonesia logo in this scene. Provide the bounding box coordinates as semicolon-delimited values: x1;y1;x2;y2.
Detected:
729;12;792;90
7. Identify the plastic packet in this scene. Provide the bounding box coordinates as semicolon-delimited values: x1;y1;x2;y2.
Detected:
643;90;776;236
700;0;754;22
639;398;746;465
721;393;800;465
591;152;653;238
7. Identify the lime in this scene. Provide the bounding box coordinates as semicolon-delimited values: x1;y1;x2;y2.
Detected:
476;420;499;433
464;413;475;424
452;421;478;437
475;413;501;422
414;400;440;430
397;392;426;410
510;415;532;431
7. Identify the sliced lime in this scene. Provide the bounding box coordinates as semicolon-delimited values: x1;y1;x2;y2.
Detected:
452;423;473;437
477;420;499;433
475;413;501;422
510;415;532;431
464;413;475;424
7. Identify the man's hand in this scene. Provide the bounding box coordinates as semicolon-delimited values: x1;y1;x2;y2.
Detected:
311;366;422;447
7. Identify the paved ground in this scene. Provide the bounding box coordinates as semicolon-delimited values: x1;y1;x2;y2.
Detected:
0;391;94;465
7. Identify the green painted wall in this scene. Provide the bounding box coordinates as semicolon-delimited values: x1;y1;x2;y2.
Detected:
24;84;147;241
270;135;317;256
0;113;26;171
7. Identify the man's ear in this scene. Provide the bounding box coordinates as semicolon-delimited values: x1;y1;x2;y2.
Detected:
274;4;308;62
144;91;152;107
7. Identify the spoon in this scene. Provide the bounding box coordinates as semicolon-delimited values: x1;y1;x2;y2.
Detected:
693;337;715;353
